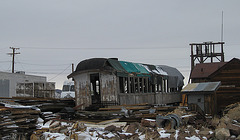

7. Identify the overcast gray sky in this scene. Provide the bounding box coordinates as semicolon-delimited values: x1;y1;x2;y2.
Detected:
0;0;239;89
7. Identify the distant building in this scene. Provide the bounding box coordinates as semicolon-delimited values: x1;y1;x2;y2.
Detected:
0;71;55;98
182;81;221;115
189;58;240;112
68;58;184;110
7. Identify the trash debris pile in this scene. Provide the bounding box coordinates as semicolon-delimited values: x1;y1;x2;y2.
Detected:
29;106;216;140
2;98;240;139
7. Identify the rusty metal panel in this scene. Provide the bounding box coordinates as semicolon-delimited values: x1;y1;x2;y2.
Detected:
0;79;9;97
181;82;221;93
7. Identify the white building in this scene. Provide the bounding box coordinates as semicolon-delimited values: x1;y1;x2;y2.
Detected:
0;71;54;98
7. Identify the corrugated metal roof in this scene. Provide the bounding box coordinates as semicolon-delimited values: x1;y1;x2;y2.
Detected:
181;81;221;93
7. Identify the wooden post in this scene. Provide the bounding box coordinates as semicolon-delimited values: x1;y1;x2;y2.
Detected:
137;78;140;93
221;43;224;62
128;77;131;93
214;91;217;115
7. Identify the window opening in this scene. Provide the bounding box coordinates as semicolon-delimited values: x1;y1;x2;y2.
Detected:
90;73;101;104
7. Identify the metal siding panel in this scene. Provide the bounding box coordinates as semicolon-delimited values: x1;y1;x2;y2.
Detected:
181;83;199;92
204;82;221;91
0;79;9;97
194;83;208;91
188;94;205;111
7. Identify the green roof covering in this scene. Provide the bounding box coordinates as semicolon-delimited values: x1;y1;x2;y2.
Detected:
119;61;139;73
107;59;128;77
133;63;149;74
119;61;149;77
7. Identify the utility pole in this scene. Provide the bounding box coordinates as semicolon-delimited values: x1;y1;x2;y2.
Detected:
7;47;20;73
72;63;74;73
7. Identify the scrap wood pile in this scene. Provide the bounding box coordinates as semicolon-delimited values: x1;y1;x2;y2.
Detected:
30;107;216;140
8;97;75;113
76;103;179;121
30;102;240;139
0;99;41;139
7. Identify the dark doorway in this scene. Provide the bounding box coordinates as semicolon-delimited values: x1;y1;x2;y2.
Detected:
90;73;101;104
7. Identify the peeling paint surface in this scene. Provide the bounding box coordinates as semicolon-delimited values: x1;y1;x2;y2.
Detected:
74;73;91;110
100;73;118;103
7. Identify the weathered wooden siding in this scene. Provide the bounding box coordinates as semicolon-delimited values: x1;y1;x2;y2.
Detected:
74;73;91;110
73;71;182;109
187;94;205;111
156;92;181;104
100;72;118;103
119;92;181;105
210;59;240;112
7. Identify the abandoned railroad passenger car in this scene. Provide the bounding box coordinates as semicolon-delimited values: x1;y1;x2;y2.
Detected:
68;58;184;110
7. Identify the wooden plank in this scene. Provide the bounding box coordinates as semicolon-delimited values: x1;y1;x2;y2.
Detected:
97;118;120;125
11;109;40;115
84;122;127;128
106;103;149;108
99;106;150;111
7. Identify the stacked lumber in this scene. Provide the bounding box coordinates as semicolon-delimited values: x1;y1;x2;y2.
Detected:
41;112;60;122
0;97;75;113
0;100;40;139
75;103;178;123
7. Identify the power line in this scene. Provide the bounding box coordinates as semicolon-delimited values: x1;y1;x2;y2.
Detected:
15;62;70;66
21;46;187;50
0;61;11;63
48;64;72;81
15;57;25;72
25;71;70;74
